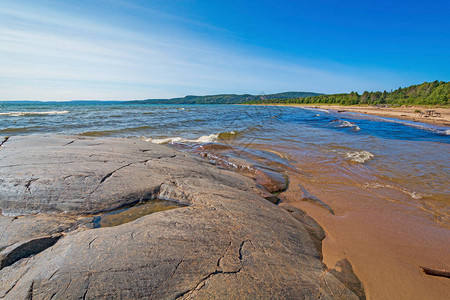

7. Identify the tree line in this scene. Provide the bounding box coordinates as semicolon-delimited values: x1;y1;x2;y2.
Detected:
244;81;449;106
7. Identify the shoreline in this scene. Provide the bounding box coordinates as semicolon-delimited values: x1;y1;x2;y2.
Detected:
247;104;450;127
0;135;364;298
278;170;450;300
235;106;450;299
183;136;450;299
2;113;449;298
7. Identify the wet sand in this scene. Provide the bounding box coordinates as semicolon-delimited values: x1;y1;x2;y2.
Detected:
253;104;450;127
178;104;450;299
277;156;450;299
193;139;450;299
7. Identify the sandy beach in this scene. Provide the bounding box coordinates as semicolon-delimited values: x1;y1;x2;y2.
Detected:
279;168;450;300
242;104;450;299
237;104;450;298
196;136;450;298
256;104;450;127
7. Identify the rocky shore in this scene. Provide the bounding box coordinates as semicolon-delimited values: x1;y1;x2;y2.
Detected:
0;135;365;299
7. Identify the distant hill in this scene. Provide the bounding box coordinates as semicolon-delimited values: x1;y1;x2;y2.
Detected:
244;81;449;106
127;92;323;105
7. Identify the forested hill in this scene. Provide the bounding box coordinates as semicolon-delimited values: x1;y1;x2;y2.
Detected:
244;81;449;106
127;91;322;104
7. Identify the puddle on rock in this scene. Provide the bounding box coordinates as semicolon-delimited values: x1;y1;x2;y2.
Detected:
92;199;185;228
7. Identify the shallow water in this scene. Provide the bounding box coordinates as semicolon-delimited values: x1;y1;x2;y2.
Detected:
92;199;184;228
1;102;449;225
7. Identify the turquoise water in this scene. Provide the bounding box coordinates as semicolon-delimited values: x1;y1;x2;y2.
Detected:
1;102;449;223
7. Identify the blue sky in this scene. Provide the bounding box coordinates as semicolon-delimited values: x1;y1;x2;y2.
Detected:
0;0;449;100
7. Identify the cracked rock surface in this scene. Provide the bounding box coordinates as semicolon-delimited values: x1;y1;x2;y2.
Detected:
0;135;364;299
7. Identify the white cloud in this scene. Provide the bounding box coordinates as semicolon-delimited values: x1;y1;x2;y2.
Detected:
0;3;402;100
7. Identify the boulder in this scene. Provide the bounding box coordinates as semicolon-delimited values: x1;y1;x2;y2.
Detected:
0;135;364;299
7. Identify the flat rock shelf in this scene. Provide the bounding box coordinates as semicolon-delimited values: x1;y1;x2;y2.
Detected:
0;135;365;299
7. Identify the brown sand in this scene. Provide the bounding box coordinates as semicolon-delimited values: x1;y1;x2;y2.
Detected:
258;104;450;127
278;162;450;299
238;104;449;298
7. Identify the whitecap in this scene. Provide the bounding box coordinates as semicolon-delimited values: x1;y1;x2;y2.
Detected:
332;120;361;131
144;137;187;144
0;111;69;116
362;182;423;199
144;133;219;144
361;115;449;135
194;134;219;143
303;107;329;113
344;150;374;163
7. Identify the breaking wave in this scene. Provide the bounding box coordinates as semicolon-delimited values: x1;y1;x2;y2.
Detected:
362;182;423;199
331;119;361;131
0;111;69;116
144;131;239;145
303;107;330;113
344;150;374;163
368;116;449;136
144;133;219;144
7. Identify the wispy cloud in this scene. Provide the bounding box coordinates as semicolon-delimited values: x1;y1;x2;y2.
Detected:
0;2;406;100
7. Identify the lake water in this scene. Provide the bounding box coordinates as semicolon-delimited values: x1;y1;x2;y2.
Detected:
1;102;449;226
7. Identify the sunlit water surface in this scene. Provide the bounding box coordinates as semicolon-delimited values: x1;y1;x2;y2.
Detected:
1;102;449;225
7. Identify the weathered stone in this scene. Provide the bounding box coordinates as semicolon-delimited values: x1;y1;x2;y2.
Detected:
253;167;288;193
198;148;288;193
279;203;326;259
298;184;335;215
0;135;364;299
0;215;80;250
0;234;62;270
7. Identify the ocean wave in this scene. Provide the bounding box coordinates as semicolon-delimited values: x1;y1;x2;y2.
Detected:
395;121;448;135
0;126;42;133
0;111;69;116
331;119;361;131
362;182;423;199
366;115;449;136
217;131;239;140
344;150;374;163
302;107;330;113
144;131;239;144
144;133;219;144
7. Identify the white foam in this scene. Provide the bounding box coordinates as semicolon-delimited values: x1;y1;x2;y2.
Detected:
144;133;219;144
364;115;449;135
362;182;423;199
145;137;187;144
344;150;374;163
195;134;219;143
303;107;329;113
408;191;423;200
334;120;361;131
0;111;69;116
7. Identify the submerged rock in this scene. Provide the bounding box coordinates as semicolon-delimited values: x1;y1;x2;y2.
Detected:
0;135;364;299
